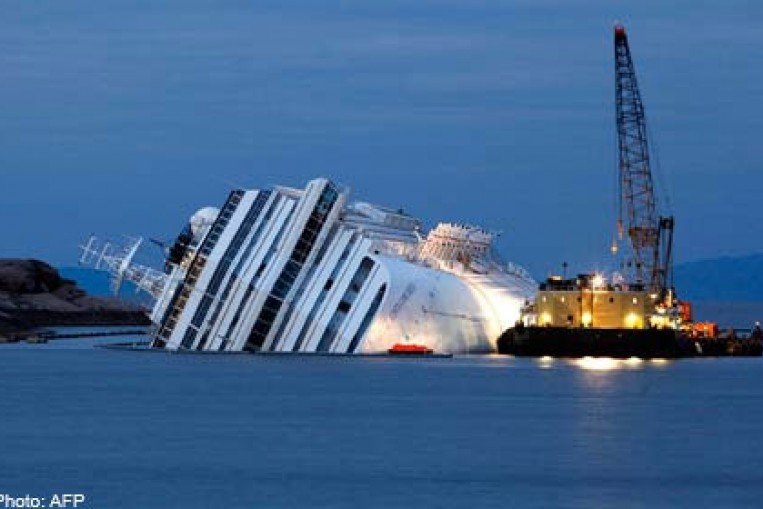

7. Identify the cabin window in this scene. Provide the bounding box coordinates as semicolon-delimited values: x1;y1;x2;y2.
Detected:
347;285;387;353
316;257;376;352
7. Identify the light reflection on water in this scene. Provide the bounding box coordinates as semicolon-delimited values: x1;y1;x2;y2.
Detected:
533;356;673;371
573;356;664;371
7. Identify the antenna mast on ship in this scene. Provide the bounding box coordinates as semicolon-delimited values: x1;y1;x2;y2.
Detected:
79;235;168;299
613;24;674;293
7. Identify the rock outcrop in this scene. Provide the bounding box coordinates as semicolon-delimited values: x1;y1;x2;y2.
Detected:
0;259;150;334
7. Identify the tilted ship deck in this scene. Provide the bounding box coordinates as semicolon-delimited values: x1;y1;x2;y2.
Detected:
85;177;537;355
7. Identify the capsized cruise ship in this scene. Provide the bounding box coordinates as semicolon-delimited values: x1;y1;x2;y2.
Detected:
85;178;536;354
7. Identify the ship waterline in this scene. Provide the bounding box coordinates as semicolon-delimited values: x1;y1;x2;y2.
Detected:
96;178;536;354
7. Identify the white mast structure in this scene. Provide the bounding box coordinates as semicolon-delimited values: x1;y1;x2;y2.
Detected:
79;235;167;299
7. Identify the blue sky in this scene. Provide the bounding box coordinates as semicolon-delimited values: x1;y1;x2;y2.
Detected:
1;0;761;278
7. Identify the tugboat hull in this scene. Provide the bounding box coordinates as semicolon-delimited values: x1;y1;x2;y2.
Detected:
497;326;762;358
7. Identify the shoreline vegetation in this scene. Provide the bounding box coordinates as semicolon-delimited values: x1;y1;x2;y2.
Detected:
0;259;150;341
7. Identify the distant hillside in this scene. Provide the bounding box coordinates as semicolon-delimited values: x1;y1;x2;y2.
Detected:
674;253;763;301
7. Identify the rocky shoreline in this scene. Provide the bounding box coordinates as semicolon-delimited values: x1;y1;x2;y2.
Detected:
0;259;150;337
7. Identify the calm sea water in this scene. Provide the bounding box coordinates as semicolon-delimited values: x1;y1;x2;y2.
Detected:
2;329;763;508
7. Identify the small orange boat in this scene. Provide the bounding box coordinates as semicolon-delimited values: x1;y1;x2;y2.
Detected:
388;343;434;355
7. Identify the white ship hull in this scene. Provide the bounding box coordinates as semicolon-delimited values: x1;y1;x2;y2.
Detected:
140;178;536;354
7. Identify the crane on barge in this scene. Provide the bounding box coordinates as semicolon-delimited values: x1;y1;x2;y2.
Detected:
613;24;674;294
496;24;762;357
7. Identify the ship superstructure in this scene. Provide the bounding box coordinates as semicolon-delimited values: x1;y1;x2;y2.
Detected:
90;178;536;354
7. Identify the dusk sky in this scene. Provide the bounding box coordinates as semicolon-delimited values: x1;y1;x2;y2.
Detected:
1;0;761;278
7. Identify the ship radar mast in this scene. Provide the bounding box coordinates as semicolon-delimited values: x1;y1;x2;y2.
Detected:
79;235;168;299
613;24;674;293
